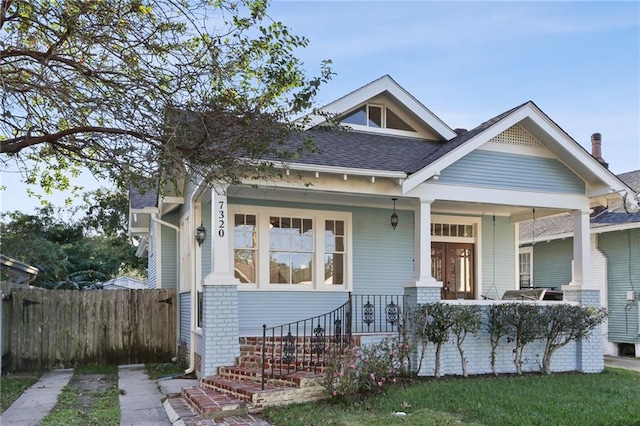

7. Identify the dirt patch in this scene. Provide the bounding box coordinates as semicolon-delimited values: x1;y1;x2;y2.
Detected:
70;373;114;392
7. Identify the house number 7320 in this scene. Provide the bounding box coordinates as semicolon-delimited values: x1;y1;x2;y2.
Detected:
218;200;225;238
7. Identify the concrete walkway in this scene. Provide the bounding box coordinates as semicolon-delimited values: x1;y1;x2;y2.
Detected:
118;364;170;426
604;355;640;371
1;369;74;426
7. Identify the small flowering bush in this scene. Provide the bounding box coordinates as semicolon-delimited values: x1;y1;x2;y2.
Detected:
322;337;410;399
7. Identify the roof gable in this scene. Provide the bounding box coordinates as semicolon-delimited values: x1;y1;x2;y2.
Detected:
402;101;635;201
301;75;457;141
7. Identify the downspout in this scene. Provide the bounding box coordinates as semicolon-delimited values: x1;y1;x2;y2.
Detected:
150;214;180;361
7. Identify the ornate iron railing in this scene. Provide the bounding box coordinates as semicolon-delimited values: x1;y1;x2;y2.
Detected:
260;293;404;389
350;294;404;334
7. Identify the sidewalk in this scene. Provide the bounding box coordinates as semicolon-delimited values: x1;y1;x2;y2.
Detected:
604;355;640;372
1;364;271;426
0;369;74;425
118;364;171;425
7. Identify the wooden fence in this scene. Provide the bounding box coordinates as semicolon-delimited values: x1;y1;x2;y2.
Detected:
2;288;176;371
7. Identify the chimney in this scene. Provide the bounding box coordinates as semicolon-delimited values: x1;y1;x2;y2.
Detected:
591;133;609;169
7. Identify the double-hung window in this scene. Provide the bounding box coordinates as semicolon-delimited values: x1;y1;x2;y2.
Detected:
231;206;351;290
519;247;533;288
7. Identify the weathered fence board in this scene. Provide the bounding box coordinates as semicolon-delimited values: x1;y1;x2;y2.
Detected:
2;289;176;371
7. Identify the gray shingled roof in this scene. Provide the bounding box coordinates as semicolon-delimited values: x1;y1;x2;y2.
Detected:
405;102;528;173
285;102;529;174
286;130;443;172
520;170;640;241
129;186;158;210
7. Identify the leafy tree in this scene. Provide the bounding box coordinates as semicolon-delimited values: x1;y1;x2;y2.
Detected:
450;305;482;378
538;304;607;375
1;0;332;195
0;189;146;288
487;303;513;376
412;303;456;378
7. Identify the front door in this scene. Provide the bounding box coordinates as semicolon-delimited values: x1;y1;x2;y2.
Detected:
431;242;475;300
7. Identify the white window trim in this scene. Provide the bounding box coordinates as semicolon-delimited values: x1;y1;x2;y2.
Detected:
430;215;482;296
519;246;534;288
229;205;352;292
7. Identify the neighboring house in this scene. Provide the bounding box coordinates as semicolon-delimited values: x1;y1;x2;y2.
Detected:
101;276;148;290
520;146;640;359
0;254;39;292
129;75;637;380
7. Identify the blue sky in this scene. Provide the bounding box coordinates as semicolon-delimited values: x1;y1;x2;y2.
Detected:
2;1;639;214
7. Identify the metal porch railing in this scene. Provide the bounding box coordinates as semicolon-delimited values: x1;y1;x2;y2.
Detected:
261;293;404;389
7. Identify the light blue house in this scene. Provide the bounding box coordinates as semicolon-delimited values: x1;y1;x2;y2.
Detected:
520;161;640;359
129;76;637;381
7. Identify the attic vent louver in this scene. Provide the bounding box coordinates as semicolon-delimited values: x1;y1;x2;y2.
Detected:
490;124;544;148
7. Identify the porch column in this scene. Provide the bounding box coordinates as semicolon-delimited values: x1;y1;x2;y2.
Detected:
403;198;440;376
201;186;240;377
405;198;439;288
562;208;602;373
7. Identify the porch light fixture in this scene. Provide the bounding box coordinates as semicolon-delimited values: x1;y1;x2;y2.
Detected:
195;224;206;246
390;198;399;230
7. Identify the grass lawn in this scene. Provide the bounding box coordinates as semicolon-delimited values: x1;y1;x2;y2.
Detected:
40;365;120;426
263;368;640;426
144;362;185;380
0;371;42;413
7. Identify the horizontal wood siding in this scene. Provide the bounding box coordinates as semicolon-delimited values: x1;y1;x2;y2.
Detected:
480;215;516;299
230;198;413;335
438;150;585;194
161;210;179;289
599;229;640;344
201;200;212;276
532;239;573;290
351;206;414;294
238;292;348;336
179;179;198;218
180;291;191;347
147;224;158;289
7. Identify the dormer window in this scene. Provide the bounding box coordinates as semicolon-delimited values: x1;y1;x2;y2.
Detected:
341;104;415;132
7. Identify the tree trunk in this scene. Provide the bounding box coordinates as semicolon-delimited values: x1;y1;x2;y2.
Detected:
457;338;467;377
435;343;442;379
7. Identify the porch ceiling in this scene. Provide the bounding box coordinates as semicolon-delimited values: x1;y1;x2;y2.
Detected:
227;185;565;221
432;200;564;222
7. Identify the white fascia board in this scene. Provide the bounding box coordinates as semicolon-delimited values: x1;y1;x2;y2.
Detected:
520;222;640;245
129;226;150;236
300;76;456;140
403;105;532;193
129;206;159;215
406;182;590;211
281;162;407;179
161;196;185;205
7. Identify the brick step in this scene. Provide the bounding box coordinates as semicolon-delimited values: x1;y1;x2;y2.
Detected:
218;365;323;388
238;355;328;372
181;386;248;419
201;376;326;411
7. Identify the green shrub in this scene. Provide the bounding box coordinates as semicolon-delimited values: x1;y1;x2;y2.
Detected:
538;304;606;374
450;305;483;377
323;337;409;399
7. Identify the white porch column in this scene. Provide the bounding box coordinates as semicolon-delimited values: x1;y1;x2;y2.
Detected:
204;186;239;285
405;198;438;287
403;198;440;376
201;185;240;377
567;208;593;289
